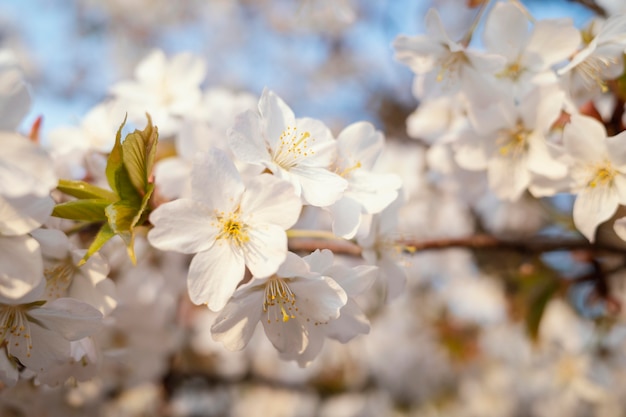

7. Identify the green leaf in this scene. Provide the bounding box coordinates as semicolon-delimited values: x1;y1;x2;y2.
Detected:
122;114;159;194
52;199;109;222
106;115;126;196
525;275;560;342
106;200;140;234
78;223;115;266
57;179;117;201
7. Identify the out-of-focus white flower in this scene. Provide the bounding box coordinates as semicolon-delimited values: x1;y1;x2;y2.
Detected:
46;100;126;182
357;195;407;303
229;88;347;207
0;132;56;199
0;282;103;379
393;8;505;100
212;250;372;367
0;235;43;301
328;122;402;238
0;194;53;237
110;49;206;136
483;2;580;94
31;229;117;316
441;275;506;325
0;49;31;131
148;148;302;311
456;85;567;201
562;115;626;241
558;15;626;96
154;88;257;200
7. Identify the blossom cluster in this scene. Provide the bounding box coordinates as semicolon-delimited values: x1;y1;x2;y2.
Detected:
4;0;626;415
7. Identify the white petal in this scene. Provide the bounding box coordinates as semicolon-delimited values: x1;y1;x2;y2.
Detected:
483;2;529;59
290;166;347;207
564;115;608;163
0;133;57;198
10;324;69;372
329;196;362;239
607;130;626;171
336;122;383;169
325;264;378;296
0;194;53;236
228;110;269;165
303;249;334;274
148;199;218;254
30;228;69;260
241;174;301;229
326;300;370;343
187;243;245;311
289;276;347;322
614;217;626;242
244;224;288;278
573;185;619;241
211;286;264;351
30;298;103;340
525;19;581;70
0;235;42;300
488;153;530;201
29;298;102;340
190;148;244;211
154;157;191;200
263;310;307;355
259;89;295;150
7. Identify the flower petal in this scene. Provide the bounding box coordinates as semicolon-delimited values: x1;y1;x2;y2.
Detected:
211;285;264;351
187;243;245;311
241;174;301;229
148;199;218;254
191;148;244;211
573;184;619;241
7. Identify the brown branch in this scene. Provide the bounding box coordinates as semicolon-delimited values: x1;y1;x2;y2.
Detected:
288;234;626;258
568;0;608;17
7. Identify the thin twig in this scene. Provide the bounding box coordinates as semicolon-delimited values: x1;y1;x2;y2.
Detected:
288;234;626;258
568;0;608;17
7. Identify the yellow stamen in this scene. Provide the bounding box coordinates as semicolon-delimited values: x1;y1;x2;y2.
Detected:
263;277;297;323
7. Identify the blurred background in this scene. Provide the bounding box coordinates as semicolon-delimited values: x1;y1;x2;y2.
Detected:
1;1;616;417
0;0;593;137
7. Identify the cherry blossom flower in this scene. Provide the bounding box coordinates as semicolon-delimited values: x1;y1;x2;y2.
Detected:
558;14;626;99
0;235;43;300
228;89;347;207
148;148;302;311
0;282;103;378
328;122;402;239
393;8;505;100
0;133;57;199
0;50;30;131
212;250;375;366
482;1;580;94
455;85;567;201
31;229;117;315
563;114;626;241
46;100;126;182
110;49;206;136
154;88;257;200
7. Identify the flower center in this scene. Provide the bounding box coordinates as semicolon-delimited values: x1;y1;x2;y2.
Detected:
588;163;616;188
0;304;35;357
263;277;297;323
335;159;362;178
577;55;617;93
44;260;75;299
497;60;524;81
273;125;316;170
436;50;466;82
498;124;529;157
216;212;250;246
